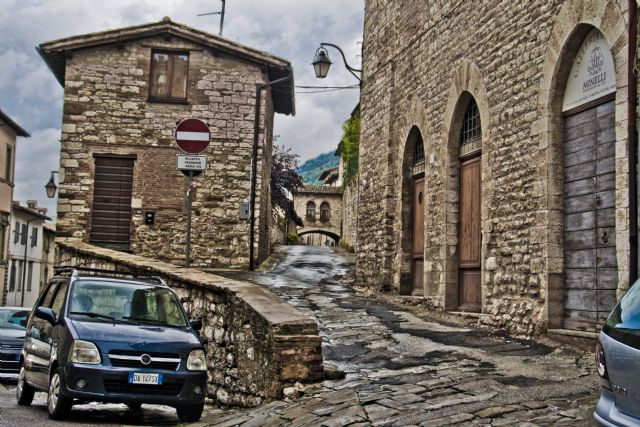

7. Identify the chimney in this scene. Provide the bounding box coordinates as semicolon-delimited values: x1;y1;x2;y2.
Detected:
27;200;37;209
37;207;48;215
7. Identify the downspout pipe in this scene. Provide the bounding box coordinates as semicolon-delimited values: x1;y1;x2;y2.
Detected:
249;74;291;271
629;0;638;286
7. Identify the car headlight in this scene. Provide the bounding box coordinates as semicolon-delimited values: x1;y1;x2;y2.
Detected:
69;340;101;365
187;349;206;371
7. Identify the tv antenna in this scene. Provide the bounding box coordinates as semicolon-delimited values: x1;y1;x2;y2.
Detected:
198;0;226;36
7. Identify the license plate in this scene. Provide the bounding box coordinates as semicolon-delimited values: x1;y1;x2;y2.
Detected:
128;372;163;385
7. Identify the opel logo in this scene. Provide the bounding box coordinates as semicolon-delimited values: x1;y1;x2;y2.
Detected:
140;354;152;365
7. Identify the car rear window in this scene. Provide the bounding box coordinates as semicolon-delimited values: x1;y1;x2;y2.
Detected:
603;280;640;350
69;280;188;327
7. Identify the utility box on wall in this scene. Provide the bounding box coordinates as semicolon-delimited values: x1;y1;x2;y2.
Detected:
239;203;250;220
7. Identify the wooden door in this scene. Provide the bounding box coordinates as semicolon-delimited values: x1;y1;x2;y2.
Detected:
90;155;135;247
563;100;617;331
412;178;425;294
459;156;481;310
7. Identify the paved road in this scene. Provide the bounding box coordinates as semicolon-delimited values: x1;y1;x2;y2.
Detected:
0;245;598;426
210;245;599;426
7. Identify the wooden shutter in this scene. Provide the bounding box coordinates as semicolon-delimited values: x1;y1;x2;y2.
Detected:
90;155;135;244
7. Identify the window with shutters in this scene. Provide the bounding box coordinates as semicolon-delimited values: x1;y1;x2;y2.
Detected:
13;221;20;243
8;261;15;291
90;155;135;248
27;261;33;291
5;145;12;182
20;223;27;245
149;51;189;101
16;260;23;291
31;227;37;247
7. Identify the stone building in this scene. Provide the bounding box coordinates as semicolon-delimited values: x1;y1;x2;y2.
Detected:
293;185;343;246
38;18;294;270
358;0;638;336
0;108;29;303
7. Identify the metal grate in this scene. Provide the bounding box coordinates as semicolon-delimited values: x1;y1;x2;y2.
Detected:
412;134;425;176
460;99;481;156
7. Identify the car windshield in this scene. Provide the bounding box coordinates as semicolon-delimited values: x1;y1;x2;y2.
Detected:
604;279;640;348
69;280;188;327
0;308;29;331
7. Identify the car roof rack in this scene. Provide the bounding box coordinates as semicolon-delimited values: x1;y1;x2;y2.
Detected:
53;266;168;286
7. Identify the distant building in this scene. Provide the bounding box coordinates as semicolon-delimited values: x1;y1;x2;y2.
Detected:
38;18;295;269
319;167;340;187
0;108;30;304
5;201;51;307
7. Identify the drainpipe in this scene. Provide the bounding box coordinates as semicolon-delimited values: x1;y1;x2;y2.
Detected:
629;0;638;286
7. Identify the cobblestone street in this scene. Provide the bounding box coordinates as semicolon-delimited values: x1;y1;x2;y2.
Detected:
204;245;599;426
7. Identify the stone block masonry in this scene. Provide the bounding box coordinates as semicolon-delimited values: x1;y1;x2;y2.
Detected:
56;240;323;407
357;0;633;336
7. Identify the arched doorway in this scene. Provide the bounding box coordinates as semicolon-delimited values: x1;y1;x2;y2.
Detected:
561;28;617;331
458;98;482;311
400;126;425;295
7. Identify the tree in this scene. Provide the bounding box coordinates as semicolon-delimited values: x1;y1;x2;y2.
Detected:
271;145;304;226
339;105;360;188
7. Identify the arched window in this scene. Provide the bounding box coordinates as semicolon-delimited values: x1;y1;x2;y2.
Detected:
320;202;331;222
460;98;481;156
413;133;425;176
306;201;316;219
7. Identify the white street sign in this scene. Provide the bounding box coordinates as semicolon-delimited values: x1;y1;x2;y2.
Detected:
177;155;208;171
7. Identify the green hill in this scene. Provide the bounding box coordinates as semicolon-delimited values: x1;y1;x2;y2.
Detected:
298;151;340;185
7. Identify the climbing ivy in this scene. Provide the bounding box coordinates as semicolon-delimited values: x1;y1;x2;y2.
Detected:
340;107;360;188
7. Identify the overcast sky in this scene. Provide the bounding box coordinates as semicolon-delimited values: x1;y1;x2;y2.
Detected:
1;0;363;218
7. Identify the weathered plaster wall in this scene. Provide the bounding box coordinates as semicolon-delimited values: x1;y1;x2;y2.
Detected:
57;35;274;269
56;240;323;407
358;0;632;336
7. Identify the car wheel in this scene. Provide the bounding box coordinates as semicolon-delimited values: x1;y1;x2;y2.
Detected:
176;402;204;422
47;368;72;420
126;402;142;411
16;366;35;406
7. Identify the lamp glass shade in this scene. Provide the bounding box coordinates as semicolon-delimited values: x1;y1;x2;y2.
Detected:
45;175;57;198
312;48;332;78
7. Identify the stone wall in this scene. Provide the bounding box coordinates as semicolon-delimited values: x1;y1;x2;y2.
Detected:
358;0;633;336
56;34;276;269
56;240;323;406
293;186;343;243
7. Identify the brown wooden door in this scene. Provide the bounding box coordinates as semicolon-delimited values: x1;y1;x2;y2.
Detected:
563;100;617;331
412;178;425;294
459;156;481;310
90;156;135;247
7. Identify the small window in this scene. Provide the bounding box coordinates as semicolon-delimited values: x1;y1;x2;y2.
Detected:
27;261;33;291
13;221;20;243
460;98;481;156
8;261;16;291
149;51;189;100
30;227;38;247
306;202;316;219
5;145;12;182
320;202;331;222
20;223;27;245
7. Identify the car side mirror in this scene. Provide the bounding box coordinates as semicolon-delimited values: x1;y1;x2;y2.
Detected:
189;319;202;331
35;306;56;324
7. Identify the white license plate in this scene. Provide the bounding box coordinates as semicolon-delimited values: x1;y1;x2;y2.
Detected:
128;372;163;385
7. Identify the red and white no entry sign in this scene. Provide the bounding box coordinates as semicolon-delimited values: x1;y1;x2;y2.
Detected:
175;118;211;154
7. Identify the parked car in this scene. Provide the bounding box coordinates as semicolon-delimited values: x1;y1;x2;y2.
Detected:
16;268;207;422
0;307;30;379
594;279;640;426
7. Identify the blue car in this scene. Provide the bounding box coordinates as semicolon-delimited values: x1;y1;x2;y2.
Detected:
594;279;640;426
0;307;30;378
16;269;207;421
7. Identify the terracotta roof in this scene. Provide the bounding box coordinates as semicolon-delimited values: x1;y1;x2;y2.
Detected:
294;185;342;195
12;202;51;221
319;167;338;181
37;18;295;115
0;108;30;137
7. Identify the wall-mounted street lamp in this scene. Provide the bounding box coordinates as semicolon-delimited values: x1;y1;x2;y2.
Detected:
45;171;59;198
312;43;361;82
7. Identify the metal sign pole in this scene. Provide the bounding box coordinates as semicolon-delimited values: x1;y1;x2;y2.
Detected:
186;170;193;267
